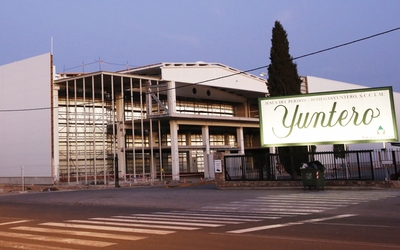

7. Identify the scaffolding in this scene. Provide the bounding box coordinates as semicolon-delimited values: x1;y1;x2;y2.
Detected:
54;71;263;184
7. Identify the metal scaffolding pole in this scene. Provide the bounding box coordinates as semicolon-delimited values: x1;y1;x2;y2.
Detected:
83;77;88;185
66;81;70;185
130;77;136;179
158;119;163;181
148;80;154;181
140;79;145;177
120;76;126;181
111;76;116;183
156;81;163;181
101;73;106;184
74;79;78;184
92;75;97;185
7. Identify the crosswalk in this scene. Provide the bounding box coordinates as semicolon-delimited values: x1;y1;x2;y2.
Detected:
0;191;397;249
197;191;398;217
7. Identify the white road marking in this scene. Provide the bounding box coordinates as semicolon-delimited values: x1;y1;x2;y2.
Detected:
0;220;31;226
197;208;307;215
246;198;352;203
227;214;357;234
161;211;278;220
261;197;363;201
232;200;347;207
254;198;359;204
41;222;175;235
134;213;264;221
0;231;115;247
0;239;74;250
201;206;324;213
316;222;398;229
12;226;146;241
113;215;242;224
88;217;223;227
218;203;341;210
67;219;200;230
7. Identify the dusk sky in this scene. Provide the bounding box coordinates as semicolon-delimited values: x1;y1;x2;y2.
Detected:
1;0;399;92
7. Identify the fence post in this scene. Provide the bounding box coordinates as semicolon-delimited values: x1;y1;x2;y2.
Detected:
265;153;271;180
241;156;246;180
392;150;398;175
369;151;375;180
21;166;24;192
355;152;361;180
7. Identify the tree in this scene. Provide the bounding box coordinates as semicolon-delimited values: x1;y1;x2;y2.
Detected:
267;21;302;96
267;21;308;178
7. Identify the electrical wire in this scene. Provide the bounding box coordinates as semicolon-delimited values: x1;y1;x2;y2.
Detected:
170;26;400;92
1;26;399;113
0;107;53;112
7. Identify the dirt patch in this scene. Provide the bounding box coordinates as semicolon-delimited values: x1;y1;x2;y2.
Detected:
0;183;113;195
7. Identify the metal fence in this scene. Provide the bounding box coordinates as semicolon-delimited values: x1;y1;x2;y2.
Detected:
224;149;400;181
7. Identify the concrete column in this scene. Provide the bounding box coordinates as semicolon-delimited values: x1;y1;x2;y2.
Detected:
202;126;211;179
167;80;179;180
167;81;176;114
237;127;245;154
170;120;180;180
116;93;126;176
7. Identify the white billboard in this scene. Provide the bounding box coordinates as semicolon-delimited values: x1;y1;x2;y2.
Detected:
259;87;398;147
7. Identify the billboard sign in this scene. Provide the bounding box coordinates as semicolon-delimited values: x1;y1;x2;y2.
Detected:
259;87;398;147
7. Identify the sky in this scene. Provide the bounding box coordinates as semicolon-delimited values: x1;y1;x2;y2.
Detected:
1;0;400;92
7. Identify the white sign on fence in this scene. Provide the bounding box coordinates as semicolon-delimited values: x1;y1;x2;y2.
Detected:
214;160;222;173
259;87;398;147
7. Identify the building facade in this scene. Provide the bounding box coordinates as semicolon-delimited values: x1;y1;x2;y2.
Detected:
53;61;270;184
0;53;398;185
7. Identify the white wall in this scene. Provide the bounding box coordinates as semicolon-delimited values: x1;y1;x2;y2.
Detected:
0;53;52;177
161;64;268;93
306;76;400;150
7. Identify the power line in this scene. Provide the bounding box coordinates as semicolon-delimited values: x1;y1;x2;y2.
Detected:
0;107;53;112
183;26;400;88
1;26;399;113
157;26;400;93
293;26;400;60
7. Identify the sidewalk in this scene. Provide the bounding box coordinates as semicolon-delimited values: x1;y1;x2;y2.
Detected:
0;177;215;195
1;178;399;196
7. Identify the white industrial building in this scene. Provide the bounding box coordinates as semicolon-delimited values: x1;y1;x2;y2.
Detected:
0;53;398;184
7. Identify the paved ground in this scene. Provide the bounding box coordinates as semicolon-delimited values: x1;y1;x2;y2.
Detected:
0;184;399;249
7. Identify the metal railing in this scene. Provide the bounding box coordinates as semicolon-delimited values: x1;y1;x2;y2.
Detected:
224;149;400;181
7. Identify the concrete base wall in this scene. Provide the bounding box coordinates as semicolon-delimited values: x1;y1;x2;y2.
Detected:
0;177;53;185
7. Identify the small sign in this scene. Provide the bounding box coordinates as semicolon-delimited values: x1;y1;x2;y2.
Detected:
215;160;222;173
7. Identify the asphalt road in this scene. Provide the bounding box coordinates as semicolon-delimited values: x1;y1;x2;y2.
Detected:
0;184;399;250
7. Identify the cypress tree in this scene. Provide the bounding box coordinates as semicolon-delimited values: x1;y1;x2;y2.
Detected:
267;21;302;96
267;21;308;178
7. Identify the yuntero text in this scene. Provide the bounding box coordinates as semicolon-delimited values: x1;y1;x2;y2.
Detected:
272;102;381;138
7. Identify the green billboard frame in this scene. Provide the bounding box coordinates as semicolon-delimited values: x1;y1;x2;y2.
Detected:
258;87;398;147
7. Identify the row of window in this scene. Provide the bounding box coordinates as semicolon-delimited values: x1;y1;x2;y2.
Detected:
125;134;236;147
